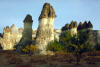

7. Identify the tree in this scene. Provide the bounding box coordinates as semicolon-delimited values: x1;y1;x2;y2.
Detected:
59;30;73;51
71;30;93;65
60;26;93;65
47;40;64;52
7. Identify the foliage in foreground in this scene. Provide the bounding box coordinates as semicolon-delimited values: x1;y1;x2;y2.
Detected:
47;40;64;52
22;44;38;54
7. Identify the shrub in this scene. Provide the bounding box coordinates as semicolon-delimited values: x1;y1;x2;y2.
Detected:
47;40;64;52
22;44;38;54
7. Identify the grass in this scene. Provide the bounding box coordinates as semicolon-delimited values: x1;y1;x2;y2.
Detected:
0;50;100;67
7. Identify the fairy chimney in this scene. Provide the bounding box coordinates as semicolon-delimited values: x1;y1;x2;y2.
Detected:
23;14;33;44
35;3;56;54
69;21;78;36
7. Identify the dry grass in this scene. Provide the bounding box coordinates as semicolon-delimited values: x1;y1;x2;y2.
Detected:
0;50;100;67
82;51;100;57
15;63;32;67
6;54;23;64
29;55;48;64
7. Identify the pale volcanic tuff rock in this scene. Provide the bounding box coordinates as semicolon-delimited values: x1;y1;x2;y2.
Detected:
61;21;78;36
35;3;56;54
0;24;61;50
0;25;22;50
69;21;77;36
39;3;56;20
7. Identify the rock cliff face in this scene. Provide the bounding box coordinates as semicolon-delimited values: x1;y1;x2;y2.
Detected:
35;3;56;54
0;25;22;50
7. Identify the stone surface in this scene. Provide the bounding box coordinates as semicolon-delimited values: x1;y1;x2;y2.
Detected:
15;14;33;52
61;21;78;36
35;3;56;54
0;24;61;50
0;25;22;50
23;14;33;43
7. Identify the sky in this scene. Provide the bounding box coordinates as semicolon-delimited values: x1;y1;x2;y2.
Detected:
0;0;100;33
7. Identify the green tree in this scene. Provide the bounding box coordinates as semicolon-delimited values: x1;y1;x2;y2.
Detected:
60;27;93;65
47;40;64;52
72;30;93;65
60;30;73;51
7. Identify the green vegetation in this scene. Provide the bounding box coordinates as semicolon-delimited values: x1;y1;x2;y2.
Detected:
22;44;38;54
47;40;64;52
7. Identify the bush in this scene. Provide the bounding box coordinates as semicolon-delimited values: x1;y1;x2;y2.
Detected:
22;44;38;54
47;40;64;52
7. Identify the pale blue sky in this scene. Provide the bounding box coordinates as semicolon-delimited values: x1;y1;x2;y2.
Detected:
0;0;100;33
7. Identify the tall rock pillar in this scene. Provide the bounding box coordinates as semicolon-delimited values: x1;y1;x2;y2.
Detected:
23;14;33;43
15;14;33;52
35;3;56;54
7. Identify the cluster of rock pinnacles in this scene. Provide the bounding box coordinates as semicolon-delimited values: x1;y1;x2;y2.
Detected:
0;3;57;54
0;3;96;55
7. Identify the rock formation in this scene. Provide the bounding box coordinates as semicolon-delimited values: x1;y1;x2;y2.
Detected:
35;3;56;54
77;21;93;31
15;14;33;52
54;29;61;42
69;21;77;36
87;21;93;29
61;21;77;36
61;24;70;31
0;25;22;50
23;14;33;44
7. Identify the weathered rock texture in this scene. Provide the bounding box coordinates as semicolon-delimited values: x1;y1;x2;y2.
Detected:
23;14;33;43
61;21;78;36
88;30;100;47
35;3;56;54
15;14;33;52
0;25;22;50
69;21;77;36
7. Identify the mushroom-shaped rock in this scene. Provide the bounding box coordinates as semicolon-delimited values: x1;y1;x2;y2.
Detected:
35;3;56;54
23;14;33;43
15;14;33;52
23;14;33;23
39;3;56;20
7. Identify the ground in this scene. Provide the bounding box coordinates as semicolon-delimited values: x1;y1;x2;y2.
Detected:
0;50;100;67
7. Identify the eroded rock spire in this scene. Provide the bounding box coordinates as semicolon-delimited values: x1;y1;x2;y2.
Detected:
39;3;56;20
35;3;56;55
